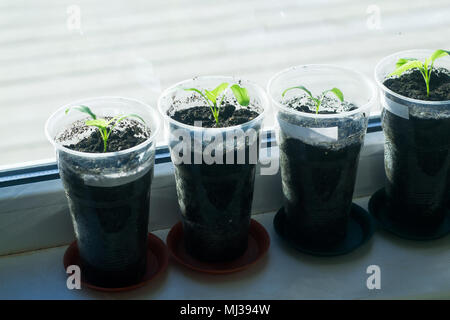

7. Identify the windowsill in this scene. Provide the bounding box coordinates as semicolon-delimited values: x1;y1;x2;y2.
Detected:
1;196;450;300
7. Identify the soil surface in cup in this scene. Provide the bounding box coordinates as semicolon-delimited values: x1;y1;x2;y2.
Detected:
383;68;450;101
283;94;357;114
58;117;150;153
382;69;450;226
57;119;153;288
169;103;260;262
172;103;259;128
279;98;363;246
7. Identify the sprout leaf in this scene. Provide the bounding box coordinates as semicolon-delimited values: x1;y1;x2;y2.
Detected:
230;84;250;106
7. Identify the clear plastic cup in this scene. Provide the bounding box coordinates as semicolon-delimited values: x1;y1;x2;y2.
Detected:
268;65;376;245
375;50;450;226
158;76;269;262
45;96;160;287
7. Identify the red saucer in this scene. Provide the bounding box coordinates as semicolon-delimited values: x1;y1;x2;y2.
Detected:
166;219;270;274
63;233;169;292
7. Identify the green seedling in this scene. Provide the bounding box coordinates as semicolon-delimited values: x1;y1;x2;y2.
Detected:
65;105;145;153
185;82;250;125
389;49;449;97
282;85;344;114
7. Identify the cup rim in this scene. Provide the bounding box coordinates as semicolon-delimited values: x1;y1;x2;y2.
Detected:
157;76;269;132
267;64;377;119
374;49;450;106
45;96;161;159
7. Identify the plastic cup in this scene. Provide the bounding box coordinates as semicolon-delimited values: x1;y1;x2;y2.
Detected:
45;96;160;287
158;76;269;262
375;50;450;227
268;65;376;246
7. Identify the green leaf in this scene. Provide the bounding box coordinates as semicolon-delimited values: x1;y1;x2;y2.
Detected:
281;86;313;98
204;84;229;106
395;58;415;68
106;115;122;126
311;97;321;105
230;84;250;106
430;49;449;64
204;89;217;105
324;88;344;102
211;82;229;99
184;88;204;96
424;57;432;69
66;105;97;120
185;88;213;107
388;60;423;77
85;119;109;128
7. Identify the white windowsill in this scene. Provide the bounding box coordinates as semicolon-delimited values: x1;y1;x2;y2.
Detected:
1;196;450;300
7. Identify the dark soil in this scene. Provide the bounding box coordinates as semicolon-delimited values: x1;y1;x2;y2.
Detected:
284;96;358;114
279;132;363;247
171;104;260;128
176;159;256;262
57;117;151;153
173;140;259;262
382;109;450;227
59;163;153;288
383;68;450;101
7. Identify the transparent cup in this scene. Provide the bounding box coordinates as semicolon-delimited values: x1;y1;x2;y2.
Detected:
45;96;160;288
158;76;269;262
375;50;450;227
268;65;376;246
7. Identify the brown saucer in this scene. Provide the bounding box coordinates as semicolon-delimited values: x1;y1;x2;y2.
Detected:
166;219;270;274
63;233;169;292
